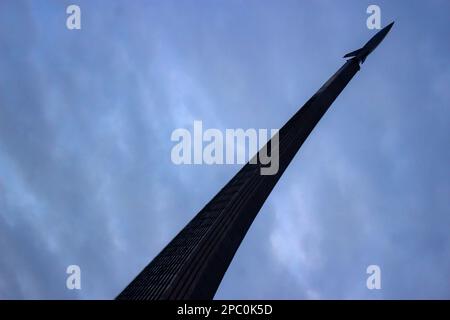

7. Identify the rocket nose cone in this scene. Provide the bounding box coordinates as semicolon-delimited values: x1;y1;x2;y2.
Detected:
383;21;395;33
373;21;394;43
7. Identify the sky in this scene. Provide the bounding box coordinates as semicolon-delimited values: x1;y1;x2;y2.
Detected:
0;0;449;299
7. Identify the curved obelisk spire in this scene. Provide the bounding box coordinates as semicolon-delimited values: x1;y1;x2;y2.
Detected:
116;23;394;300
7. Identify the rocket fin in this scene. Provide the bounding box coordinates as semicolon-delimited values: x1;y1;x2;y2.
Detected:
343;48;363;58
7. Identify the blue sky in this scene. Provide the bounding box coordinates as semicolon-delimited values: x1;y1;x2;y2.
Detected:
0;0;449;299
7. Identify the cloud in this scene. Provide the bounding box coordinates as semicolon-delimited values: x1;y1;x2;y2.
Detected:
0;0;449;299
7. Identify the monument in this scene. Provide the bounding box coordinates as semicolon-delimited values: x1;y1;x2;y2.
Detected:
117;22;394;300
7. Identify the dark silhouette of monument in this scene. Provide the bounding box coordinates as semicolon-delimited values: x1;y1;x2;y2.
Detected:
117;23;394;300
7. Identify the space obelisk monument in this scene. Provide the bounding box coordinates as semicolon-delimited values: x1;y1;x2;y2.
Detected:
117;22;394;300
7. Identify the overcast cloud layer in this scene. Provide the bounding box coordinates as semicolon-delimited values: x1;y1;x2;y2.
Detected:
0;0;449;299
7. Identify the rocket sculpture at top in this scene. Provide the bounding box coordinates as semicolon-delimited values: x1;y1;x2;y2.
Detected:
117;22;394;300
